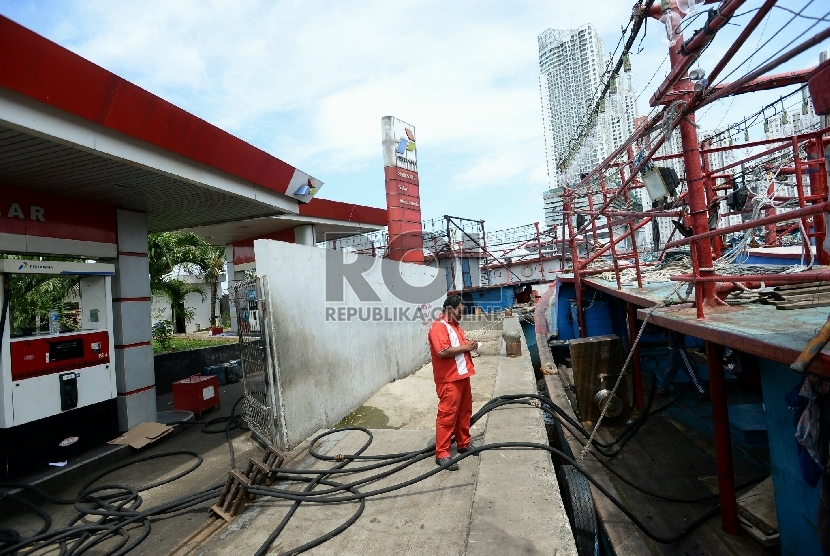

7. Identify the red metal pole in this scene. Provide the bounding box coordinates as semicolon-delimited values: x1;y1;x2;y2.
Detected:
600;210;684;218
534;221;545;282
607;220;622;290
629;220;643;289
707;0;777;85
565;200;587;337
701;126;830;156
680;113;717;310
671;271;830;284
599;172;623;289
627;302;644;411
561;211;568;273
664;201;830;249
765;177;778;246
701;139;723;259
792;136;814;260
806;139;830;265
706;341;739;535
586;186;599;244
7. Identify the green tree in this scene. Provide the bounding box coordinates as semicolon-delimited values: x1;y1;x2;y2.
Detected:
200;246;226;327
0;255;80;334
148;232;207;332
147;232;226;331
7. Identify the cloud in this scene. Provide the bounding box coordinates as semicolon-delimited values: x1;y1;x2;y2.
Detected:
1;0;824;231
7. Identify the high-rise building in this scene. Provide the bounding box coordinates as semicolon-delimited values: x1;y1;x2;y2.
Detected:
539;25;638;231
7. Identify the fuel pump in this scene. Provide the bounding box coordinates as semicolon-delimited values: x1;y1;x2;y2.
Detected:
0;260;118;477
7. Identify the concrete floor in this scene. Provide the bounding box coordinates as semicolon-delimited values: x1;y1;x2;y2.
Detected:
0;380;263;555
0;319;577;555
206;321;576;555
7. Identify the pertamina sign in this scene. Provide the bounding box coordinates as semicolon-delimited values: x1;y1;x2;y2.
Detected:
381;117;423;264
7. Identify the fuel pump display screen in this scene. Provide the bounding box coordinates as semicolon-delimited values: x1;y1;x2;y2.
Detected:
49;339;84;362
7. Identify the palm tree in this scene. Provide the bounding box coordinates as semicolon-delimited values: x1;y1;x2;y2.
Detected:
148;232;213;333
199;246;227;327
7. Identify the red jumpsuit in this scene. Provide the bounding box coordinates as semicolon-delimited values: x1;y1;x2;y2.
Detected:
428;316;476;459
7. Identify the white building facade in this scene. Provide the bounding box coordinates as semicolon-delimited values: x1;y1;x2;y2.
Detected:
539;25;638;230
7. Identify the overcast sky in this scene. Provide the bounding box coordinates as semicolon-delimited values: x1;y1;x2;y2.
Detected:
1;1;827;232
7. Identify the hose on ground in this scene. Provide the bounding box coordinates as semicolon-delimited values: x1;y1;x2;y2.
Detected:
0;394;766;555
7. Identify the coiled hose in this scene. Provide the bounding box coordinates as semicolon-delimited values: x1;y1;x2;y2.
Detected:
0;393;767;555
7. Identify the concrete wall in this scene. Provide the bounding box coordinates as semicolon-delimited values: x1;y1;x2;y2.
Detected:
254;240;445;448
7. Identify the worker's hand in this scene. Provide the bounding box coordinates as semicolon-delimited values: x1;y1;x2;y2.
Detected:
466;341;479;352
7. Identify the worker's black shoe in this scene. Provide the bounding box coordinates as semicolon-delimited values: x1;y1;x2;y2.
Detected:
435;457;459;471
458;442;479;456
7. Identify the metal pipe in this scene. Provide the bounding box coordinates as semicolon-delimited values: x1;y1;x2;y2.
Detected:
701;139;723;259
706;341;739;535
806;139;830;265
679;111;717;307
600;210;684;218
586;185;599;244
664;201;830;249
707;0;778;84
700;125;830;155
700;26;830;108
534;221;545;281
670;271;830;283
793;136;813;260
765;178;778;246
630;220;643;289
649;0;748;107
565;200;587;338
627;302;644;411
706;142;791;182
581;218;653;267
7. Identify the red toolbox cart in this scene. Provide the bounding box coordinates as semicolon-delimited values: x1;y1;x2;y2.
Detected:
172;374;220;417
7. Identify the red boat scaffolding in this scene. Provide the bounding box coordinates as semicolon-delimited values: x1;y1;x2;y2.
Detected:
554;0;830;538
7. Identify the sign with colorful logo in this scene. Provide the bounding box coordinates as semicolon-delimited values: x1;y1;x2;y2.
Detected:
381;117;423;264
382;117;418;172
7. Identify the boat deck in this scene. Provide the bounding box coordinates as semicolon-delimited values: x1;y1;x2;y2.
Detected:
583;277;830;377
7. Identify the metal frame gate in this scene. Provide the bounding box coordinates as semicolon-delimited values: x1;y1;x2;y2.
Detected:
231;276;286;451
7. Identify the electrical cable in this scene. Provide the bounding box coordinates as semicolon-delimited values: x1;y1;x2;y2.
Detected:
0;451;215;556
249;435;731;548
0;389;765;554
707;0;816;89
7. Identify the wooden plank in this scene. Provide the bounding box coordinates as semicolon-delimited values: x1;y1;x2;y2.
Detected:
569;335;626;423
775;299;830;310
768;290;830;302
774;281;830;291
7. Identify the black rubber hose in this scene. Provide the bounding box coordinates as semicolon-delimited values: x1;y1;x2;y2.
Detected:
0;392;749;554
254;427;376;556
267;476;365;556
0;452;212;556
249;441;724;545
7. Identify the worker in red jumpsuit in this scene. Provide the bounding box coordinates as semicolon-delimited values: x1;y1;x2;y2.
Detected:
428;294;479;471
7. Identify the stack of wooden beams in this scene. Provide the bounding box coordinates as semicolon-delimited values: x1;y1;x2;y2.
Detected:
763;282;830;310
